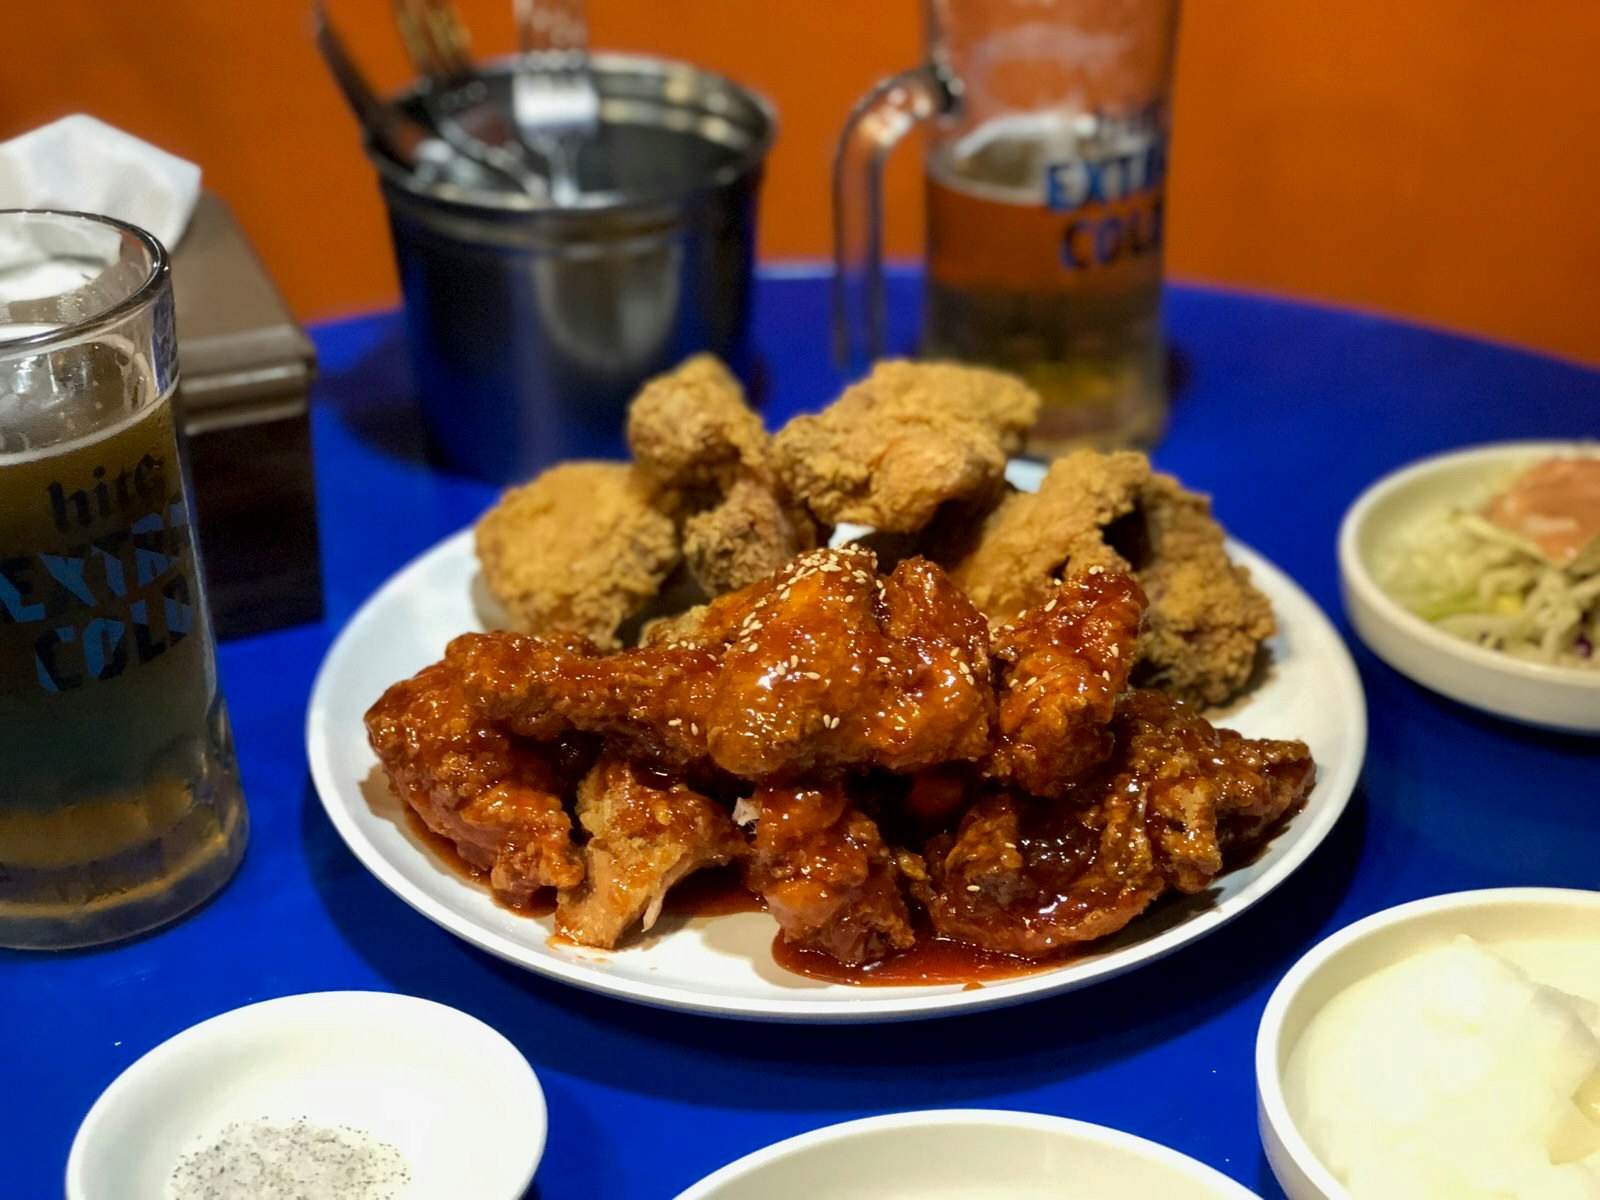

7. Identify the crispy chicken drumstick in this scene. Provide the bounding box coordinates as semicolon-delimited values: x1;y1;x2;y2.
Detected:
365;662;584;905
449;546;996;781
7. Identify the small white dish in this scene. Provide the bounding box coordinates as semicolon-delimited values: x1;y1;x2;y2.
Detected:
673;1109;1261;1200
1255;887;1600;1200
67;991;545;1200
1338;440;1600;733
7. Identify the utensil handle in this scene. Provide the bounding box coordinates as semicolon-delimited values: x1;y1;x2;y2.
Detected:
515;0;588;56
393;0;470;84
831;64;952;369
314;2;429;167
421;0;474;79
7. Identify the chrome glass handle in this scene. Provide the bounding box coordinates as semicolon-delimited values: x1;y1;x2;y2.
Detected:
831;64;953;369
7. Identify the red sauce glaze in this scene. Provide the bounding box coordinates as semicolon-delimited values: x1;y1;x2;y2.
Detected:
403;808;484;881
402;805;1299;986
505;890;558;918
401;809;557;917
659;865;767;917
770;926;1080;986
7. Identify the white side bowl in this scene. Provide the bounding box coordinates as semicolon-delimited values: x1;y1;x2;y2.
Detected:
1255;887;1600;1200
67;991;546;1200
673;1109;1261;1200
1337;440;1600;733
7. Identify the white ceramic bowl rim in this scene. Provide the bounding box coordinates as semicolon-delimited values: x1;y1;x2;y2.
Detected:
1255;886;1600;1198
1337;439;1600;690
65;989;546;1200
673;1108;1261;1199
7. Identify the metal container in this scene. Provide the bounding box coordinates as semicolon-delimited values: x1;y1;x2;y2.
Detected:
370;54;775;483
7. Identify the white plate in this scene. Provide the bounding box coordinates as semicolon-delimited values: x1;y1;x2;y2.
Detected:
307;476;1366;1022
67;991;545;1200
1338;440;1600;734
673;1109;1262;1199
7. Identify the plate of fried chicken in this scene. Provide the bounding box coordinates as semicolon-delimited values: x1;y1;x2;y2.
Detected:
307;359;1366;1021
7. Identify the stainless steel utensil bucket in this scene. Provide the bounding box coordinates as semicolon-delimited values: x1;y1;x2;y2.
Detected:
369;53;774;483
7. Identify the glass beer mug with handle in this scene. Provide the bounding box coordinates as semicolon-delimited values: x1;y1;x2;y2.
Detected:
834;0;1179;452
0;210;248;948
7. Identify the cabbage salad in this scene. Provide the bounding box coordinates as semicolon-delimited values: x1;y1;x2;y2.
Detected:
1379;508;1599;668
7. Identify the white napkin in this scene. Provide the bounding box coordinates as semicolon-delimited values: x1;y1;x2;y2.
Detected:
0;115;201;252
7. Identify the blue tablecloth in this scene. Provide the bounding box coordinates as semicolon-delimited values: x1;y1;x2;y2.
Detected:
7;271;1598;1199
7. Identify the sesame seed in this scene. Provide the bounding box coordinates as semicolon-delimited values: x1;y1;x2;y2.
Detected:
966;884;981;892
667;718;681;727
876;656;891;665
1043;598;1057;612
690;722;699;735
1089;565;1105;575
804;672;821;680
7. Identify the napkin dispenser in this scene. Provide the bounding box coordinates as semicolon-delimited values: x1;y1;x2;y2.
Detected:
171;192;323;639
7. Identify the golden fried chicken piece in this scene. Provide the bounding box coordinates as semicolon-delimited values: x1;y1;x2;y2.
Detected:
475;461;679;651
743;780;915;965
920;689;1315;956
555;754;745;949
772;360;1040;532
947;450;1275;706
681;472;820;596
626;354;821;595
450;547;996;781
626;354;768;496
1132;473;1277;706
365;662;584;906
987;569;1147;797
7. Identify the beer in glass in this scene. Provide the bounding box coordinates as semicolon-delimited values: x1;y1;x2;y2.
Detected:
0;210;247;948
836;0;1180;452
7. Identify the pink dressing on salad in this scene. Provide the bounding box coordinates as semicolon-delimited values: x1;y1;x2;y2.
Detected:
1483;458;1600;566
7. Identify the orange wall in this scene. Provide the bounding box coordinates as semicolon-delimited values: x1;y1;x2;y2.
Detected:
4;1;1596;364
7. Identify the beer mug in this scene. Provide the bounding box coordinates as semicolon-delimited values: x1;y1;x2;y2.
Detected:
0;210;248;948
834;0;1179;451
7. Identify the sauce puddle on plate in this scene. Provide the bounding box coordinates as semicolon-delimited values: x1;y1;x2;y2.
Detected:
771;923;1078;988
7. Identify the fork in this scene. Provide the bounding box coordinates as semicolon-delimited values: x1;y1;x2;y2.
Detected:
391;0;550;197
511;0;599;204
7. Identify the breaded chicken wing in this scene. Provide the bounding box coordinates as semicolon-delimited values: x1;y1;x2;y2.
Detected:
555;754;745;949
987;568;1147;797
475;461;679;651
1132;473;1277;706
920;689;1315;956
365;662;584;905
772;360;1040;532
626;354;821;595
447;630;721;770
947;450;1275;706
681;471;820;597
450;547;996;781
626;354;768;497
743;780;916;965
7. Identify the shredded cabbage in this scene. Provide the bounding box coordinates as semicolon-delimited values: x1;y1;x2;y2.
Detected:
1378;510;1599;669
